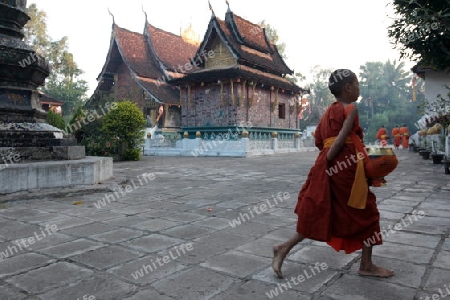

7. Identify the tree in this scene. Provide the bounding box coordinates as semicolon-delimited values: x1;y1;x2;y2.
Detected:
259;20;287;59
101;101;146;161
357;60;420;141
387;0;450;70
45;110;66;130
24;3;88;118
301;66;335;126
23;3;49;56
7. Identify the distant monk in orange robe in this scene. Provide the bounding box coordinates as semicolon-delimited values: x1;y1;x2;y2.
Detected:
376;126;389;147
272;69;394;279
399;125;409;149
391;125;401;149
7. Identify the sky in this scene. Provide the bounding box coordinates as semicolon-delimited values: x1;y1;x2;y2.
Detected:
29;0;415;96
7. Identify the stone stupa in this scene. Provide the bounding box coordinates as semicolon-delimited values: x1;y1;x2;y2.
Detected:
0;0;112;194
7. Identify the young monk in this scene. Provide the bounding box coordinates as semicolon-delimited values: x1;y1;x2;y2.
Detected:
399;125;410;149
376;126;389;147
272;69;394;279
392;125;401;149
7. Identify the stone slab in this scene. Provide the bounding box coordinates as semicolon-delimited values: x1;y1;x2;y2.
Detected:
424;268;450;292
108;254;186;285
0;253;54;278
5;262;93;294
253;263;339;294
350;256;427;288
317;274;416;300
120;234;184;254
151;266;238;299
201;250;270;278
371;242;435;264
39;273;136;300
123;289;174;300
214;280;310;300
160;224;214;240
70;245;140;270
90;228;145;243
38;238;104;258
432;251;450;270
289;245;359;270
383;231;441;249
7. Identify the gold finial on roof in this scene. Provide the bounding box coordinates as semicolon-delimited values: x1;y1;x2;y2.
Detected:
181;22;201;46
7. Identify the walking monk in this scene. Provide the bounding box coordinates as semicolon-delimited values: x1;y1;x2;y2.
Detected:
399;124;410;149
376;126;389;147
391;125;401;149
272;69;394;279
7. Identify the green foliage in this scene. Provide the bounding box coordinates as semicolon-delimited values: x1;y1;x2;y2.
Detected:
81;129;119;157
101;101;146;161
69;105;86;127
24;3;88;117
259;20;287;59
387;0;450;70
356;60;420;141
364;113;389;143
300;66;335;125
286;72;306;85
45;110;66;130
121;148;142;161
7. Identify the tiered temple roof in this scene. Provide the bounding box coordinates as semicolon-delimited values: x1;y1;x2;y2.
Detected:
88;19;198;107
172;9;303;94
88;6;304;107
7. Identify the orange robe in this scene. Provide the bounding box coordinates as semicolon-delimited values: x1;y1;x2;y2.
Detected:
376;127;388;142
295;102;382;254
392;127;401;148
399;126;409;148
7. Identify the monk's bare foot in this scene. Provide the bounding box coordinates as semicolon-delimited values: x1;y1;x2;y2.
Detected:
272;245;286;279
359;264;394;278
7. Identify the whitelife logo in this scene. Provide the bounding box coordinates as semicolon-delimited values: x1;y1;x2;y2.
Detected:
94;173;155;209
0;224;58;261
228;192;291;228
130;243;193;280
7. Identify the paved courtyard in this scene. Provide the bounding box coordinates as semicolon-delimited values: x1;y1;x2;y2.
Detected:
0;150;449;300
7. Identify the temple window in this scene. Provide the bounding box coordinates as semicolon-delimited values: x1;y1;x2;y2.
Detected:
278;103;286;119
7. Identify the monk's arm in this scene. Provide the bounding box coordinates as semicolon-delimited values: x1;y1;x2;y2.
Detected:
326;106;357;161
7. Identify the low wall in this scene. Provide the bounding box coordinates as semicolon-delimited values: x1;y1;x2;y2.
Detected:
0;156;113;194
144;137;317;157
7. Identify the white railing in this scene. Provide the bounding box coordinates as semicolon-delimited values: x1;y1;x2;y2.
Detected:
144;135;317;157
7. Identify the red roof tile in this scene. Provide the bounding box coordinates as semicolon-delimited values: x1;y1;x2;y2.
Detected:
145;22;198;72
213;17;292;75
114;25;164;79
137;76;180;105
229;13;273;53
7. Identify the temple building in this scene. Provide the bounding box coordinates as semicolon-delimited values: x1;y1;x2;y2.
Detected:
88;5;306;137
173;6;305;137
86;15;199;134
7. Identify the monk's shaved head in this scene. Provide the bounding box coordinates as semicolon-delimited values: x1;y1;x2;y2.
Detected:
328;69;357;97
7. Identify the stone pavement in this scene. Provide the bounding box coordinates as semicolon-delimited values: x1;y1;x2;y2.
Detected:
0;149;449;300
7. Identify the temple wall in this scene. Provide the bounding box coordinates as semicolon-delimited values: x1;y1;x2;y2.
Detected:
164;105;182;129
181;82;298;129
114;63;143;109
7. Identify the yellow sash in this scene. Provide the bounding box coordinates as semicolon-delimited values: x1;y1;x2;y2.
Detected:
324;136;368;209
